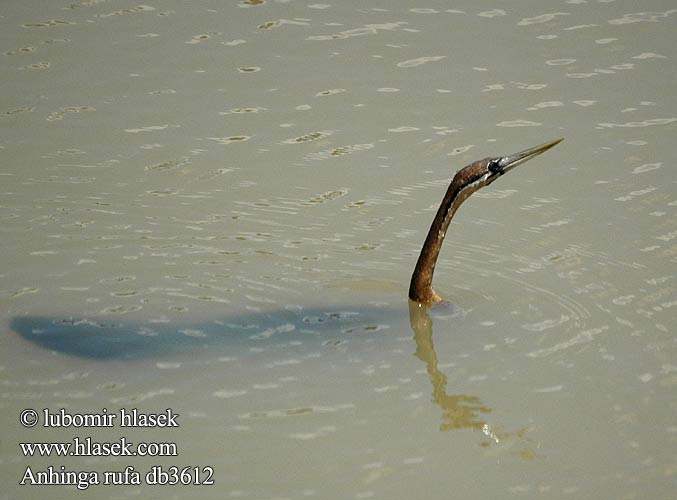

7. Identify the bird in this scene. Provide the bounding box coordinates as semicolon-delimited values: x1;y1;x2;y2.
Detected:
409;138;564;304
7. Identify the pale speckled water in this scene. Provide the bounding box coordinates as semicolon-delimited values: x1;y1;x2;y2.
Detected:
1;1;676;499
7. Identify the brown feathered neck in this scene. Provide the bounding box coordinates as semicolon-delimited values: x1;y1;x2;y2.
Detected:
408;160;493;303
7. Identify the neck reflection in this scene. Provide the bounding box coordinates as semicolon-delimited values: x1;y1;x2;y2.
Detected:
408;301;536;459
408;301;490;431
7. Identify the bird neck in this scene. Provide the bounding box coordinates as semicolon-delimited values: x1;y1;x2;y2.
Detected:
409;182;461;303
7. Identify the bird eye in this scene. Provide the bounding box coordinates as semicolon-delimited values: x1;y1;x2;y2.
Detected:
488;159;502;174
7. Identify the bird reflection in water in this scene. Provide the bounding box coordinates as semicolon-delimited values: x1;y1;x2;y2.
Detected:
409;301;489;430
409;301;537;459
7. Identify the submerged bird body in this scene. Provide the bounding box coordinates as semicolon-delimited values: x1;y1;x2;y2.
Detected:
409;139;563;304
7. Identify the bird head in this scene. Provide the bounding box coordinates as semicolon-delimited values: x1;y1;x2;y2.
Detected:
450;138;564;200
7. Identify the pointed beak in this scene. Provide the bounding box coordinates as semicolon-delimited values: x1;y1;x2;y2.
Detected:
496;138;563;174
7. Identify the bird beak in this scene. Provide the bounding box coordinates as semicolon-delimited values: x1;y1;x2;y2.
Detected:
496;138;564;174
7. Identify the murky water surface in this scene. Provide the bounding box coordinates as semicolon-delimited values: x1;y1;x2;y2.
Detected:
1;1;675;498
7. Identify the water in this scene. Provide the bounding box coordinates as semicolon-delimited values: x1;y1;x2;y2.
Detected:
1;1;675;498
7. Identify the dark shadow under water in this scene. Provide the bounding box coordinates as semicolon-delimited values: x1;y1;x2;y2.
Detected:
10;305;403;360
